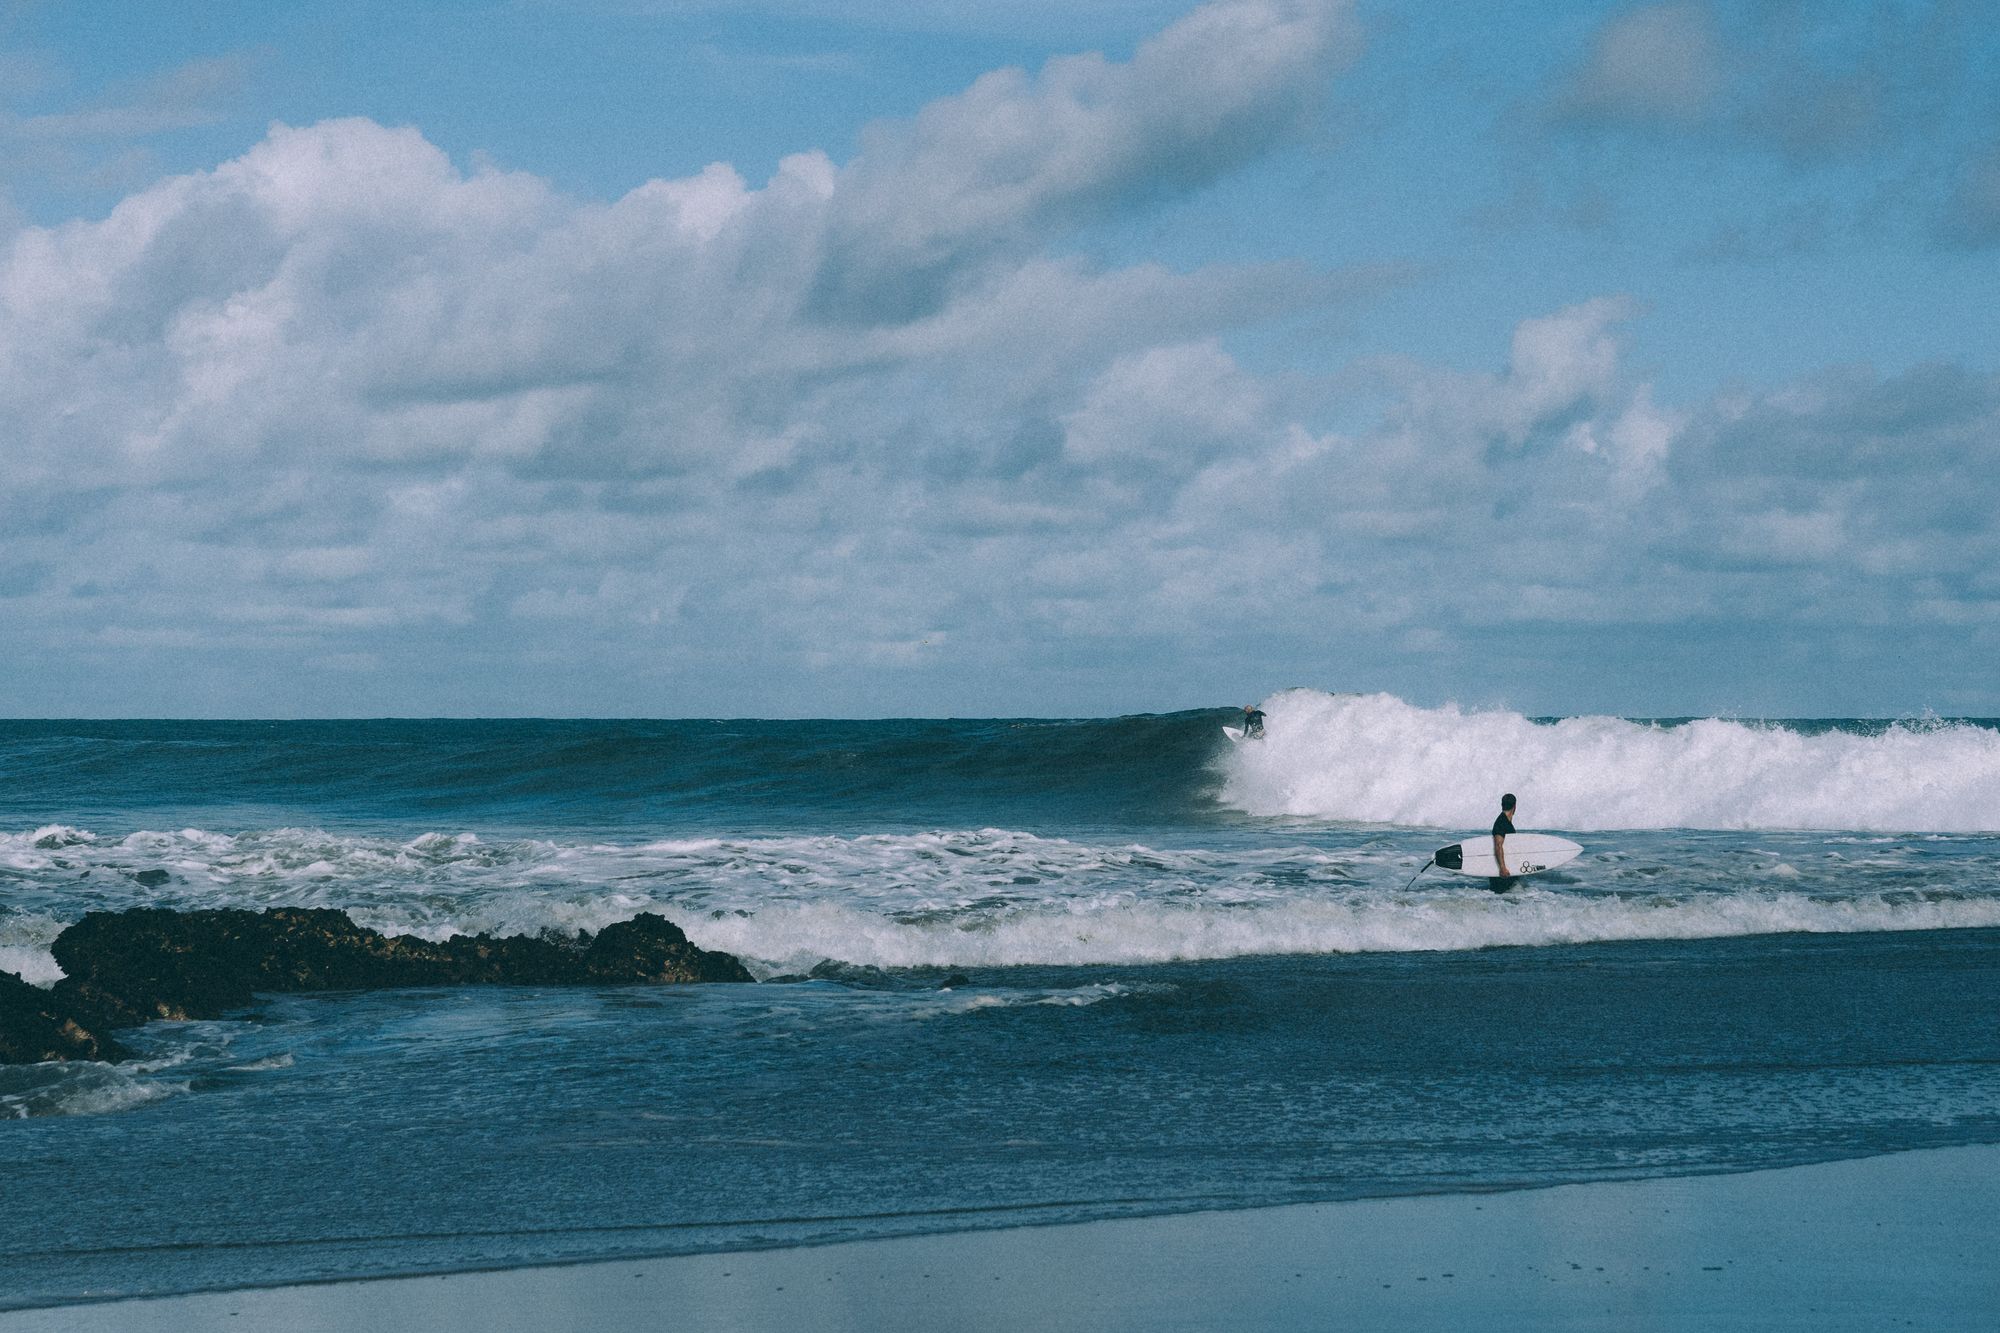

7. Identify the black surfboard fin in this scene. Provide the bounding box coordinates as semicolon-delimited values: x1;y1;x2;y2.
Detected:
1406;842;1460;889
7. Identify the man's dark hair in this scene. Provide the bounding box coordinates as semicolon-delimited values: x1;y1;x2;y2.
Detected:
1500;793;1516;811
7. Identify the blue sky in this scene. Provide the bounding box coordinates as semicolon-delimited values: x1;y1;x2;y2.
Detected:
2;0;1997;717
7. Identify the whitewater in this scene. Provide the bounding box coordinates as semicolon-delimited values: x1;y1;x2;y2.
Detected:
6;694;2000;990
6;822;2000;981
1221;689;2000;831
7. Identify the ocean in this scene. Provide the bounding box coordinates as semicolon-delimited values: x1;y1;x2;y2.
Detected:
4;689;1999;1309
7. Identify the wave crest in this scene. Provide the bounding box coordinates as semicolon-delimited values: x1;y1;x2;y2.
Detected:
691;887;2000;970
1220;690;2000;832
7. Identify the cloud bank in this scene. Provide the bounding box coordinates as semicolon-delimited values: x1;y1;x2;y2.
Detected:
1;0;1996;716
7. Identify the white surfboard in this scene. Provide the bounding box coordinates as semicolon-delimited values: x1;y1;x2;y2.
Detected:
1432;832;1581;879
1222;726;1246;742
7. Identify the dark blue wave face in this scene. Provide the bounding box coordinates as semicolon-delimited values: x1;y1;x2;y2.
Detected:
0;714;1237;835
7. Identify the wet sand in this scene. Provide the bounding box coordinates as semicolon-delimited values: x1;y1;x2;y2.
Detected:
5;1145;1995;1331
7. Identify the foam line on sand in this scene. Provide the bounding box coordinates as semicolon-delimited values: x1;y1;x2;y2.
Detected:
5;1145;1996;1331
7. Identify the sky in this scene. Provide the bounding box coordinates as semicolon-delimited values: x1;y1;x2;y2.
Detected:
1;0;1997;719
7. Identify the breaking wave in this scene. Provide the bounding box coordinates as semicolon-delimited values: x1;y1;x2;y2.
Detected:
683;887;2000;971
5;822;1998;978
1220;690;2000;832
0;1061;187;1120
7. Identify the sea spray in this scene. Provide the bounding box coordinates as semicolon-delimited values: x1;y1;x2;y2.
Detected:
1221;689;2000;831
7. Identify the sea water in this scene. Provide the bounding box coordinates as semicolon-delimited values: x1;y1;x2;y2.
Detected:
2;691;1998;1307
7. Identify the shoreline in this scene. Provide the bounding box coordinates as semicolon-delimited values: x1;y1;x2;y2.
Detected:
7;1144;1996;1331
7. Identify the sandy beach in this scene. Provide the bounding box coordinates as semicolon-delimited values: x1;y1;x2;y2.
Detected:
6;1144;1994;1331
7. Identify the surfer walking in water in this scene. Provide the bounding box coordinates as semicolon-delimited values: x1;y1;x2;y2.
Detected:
1489;793;1517;893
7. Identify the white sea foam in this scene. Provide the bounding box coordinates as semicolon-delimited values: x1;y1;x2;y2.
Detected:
0;1060;187;1119
1220;689;2000;831
0;1018;274;1118
744;981;1162;1031
224;1053;296;1072
0;913;68;985
4;818;1997;976
680;887;2000;970
28;825;96;850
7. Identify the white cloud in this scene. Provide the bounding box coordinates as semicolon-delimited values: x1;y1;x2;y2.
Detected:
1550;3;1723;129
1497;295;1636;440
1;0;1997;716
0;1;1372;712
0;52;256;199
0;55;252;144
1531;2;1994;250
1541;1;1939;155
812;0;1357;319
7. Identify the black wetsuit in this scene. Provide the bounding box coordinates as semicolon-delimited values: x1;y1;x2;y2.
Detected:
1488;811;1516;893
1243;709;1266;739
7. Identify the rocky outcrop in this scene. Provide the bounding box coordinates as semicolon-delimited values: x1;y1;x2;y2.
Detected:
0;907;753;1064
0;968;128;1064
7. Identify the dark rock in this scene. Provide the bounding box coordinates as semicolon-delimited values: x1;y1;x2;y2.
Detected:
805;958;897;987
2;906;755;1064
130;869;172;888
0;969;127;1064
583;913;754;985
